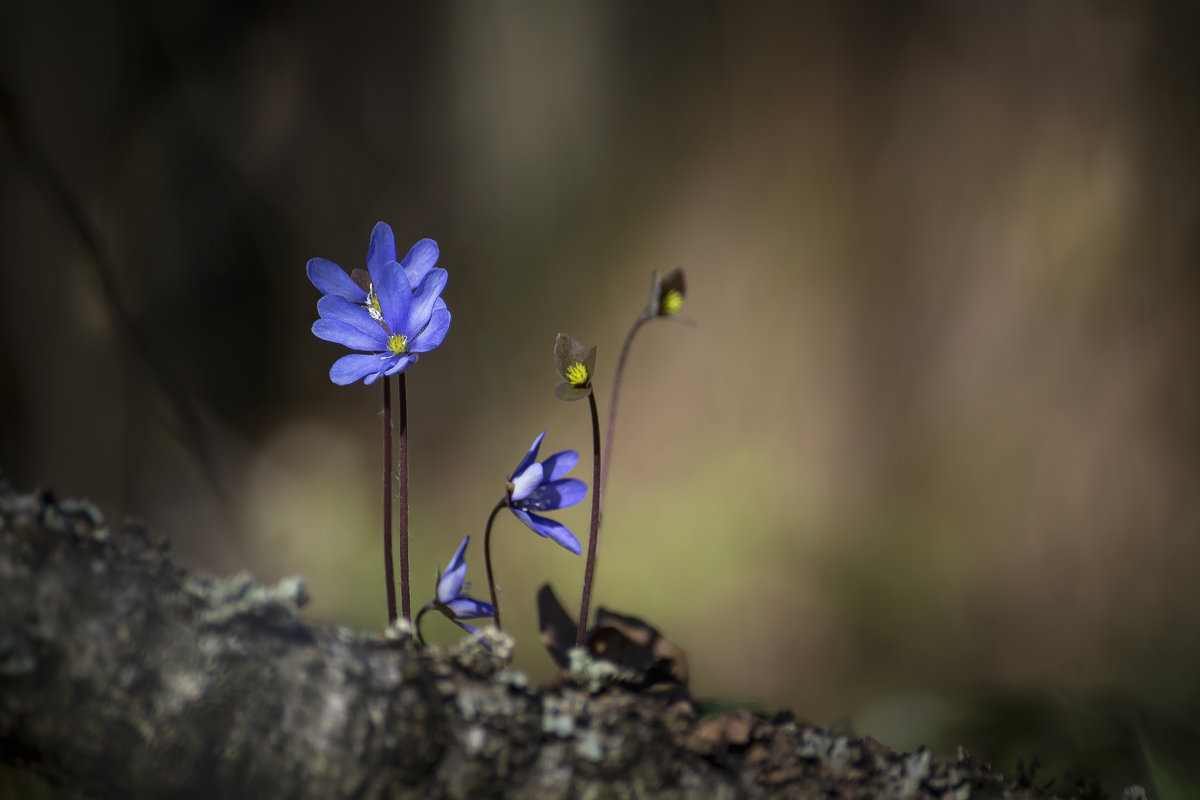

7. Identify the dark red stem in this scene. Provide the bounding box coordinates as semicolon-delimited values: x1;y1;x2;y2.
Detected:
482;498;508;630
576;390;603;647
398;372;410;622
382;378;397;625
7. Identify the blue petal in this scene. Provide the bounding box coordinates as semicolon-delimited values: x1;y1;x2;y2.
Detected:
382;354;417;376
401;238;440;289
438;538;470;604
436;563;463;606
509;508;582;555
367;222;397;277
374;260;413;337
522;478;587;511
312;318;386;351
509;462;543;502
541;450;579;481
453;619;492;650
447;536;470;572
512;432;546;480
330;353;389;385
307;258;367;303
404;268;448;339
409;307;450;354
316;296;380;337
447;596;494;619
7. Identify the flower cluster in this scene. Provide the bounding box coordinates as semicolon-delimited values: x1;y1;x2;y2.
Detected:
307;222;450;385
306;220;689;651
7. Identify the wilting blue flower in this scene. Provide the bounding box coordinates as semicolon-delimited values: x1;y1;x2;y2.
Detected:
434;537;494;639
506;432;587;554
306;223;450;385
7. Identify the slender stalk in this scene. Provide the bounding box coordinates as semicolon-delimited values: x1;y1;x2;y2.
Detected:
414;604;432;645
398;372;411;621
576;390;604;646
382;378;397;625
600;312;650;509
482;498;508;630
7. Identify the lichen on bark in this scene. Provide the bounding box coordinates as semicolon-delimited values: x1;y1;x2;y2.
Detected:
0;481;1069;798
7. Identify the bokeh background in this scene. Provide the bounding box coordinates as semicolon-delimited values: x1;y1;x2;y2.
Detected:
3;2;1199;795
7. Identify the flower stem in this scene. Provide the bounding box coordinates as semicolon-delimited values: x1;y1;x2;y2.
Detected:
576;390;603;647
414;604;432;645
382;378;397;626
398;372;411;622
600;312;650;509
482;497;508;631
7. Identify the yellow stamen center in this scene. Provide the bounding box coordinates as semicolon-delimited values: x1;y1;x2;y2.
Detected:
388;333;409;354
565;362;589;386
661;289;684;315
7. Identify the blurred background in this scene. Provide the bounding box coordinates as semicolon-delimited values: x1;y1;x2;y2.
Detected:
3;1;1199;795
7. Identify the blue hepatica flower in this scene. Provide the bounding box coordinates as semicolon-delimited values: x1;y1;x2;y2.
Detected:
434;537;494;638
506;432;588;555
307;222;449;385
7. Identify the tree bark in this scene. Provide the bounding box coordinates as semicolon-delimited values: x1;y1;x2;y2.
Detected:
0;481;1054;799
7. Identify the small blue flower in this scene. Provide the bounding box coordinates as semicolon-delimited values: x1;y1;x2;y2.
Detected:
437;536;494;619
433;537;494;640
507;432;587;554
306;223;450;385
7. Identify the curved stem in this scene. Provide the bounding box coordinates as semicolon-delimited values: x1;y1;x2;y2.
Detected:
414;604;433;646
600;313;649;512
576;390;604;647
398;372;410;622
382;378;397;626
482;497;508;630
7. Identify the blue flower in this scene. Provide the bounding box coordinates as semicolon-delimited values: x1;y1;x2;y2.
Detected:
437;537;494;619
306;223;450;385
307;222;442;307
433;537;494;639
507;432;588;554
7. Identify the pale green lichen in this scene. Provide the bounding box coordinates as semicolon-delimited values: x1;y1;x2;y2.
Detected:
476;628;516;662
58;497;105;527
826;736;851;779
795;727;835;759
383;617;415;640
541;694;582;738
190;571;309;625
40;505;66;535
495;668;528;689
457;692;481;722
565;647;638;693
575;728;605;763
895;748;931;798
461;725;487;757
456;680;522;723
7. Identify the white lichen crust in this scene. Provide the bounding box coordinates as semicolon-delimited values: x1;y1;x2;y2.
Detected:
0;482;1068;799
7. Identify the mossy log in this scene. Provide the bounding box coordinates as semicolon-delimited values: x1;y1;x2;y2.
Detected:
0;482;1055;799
